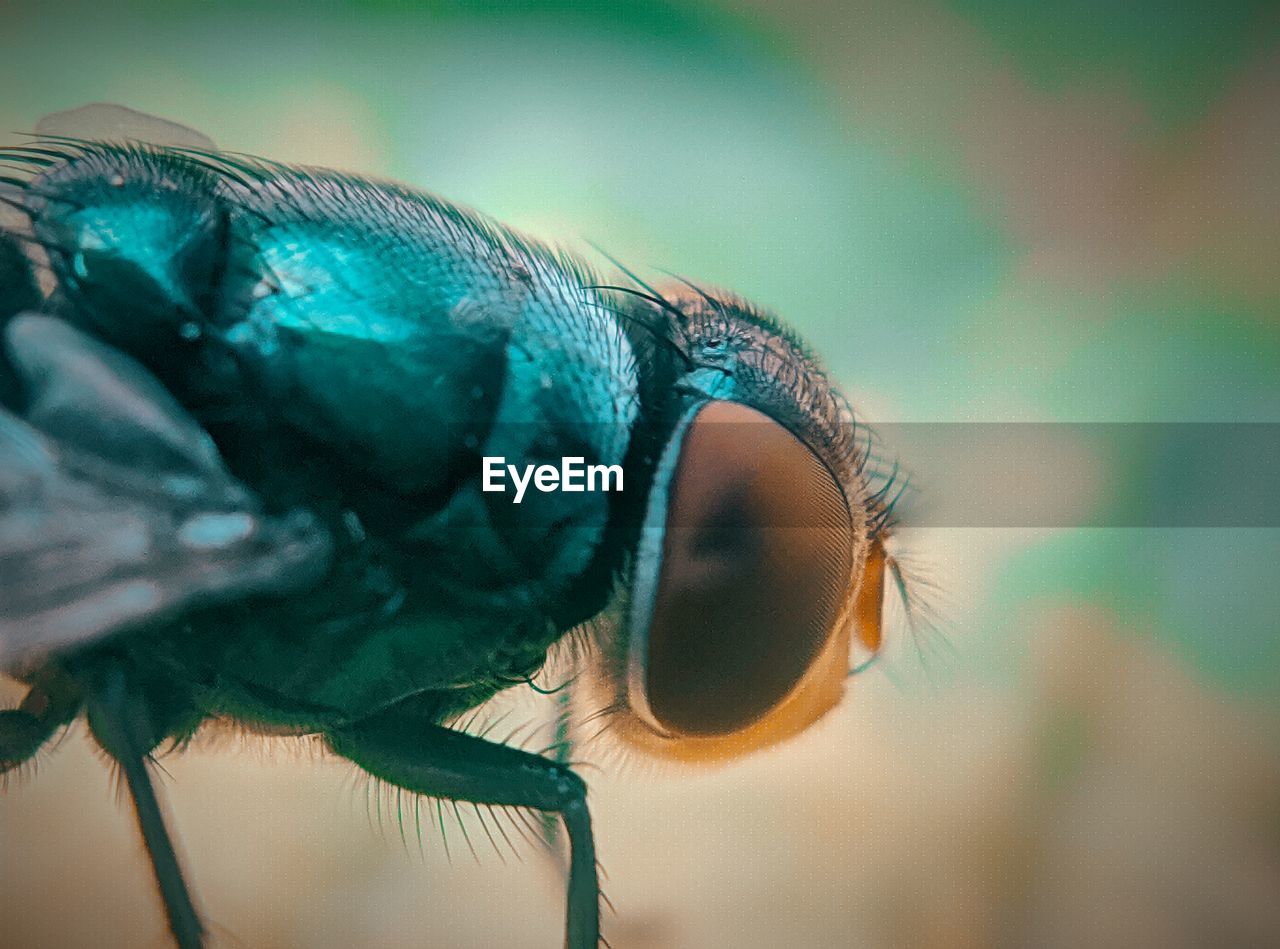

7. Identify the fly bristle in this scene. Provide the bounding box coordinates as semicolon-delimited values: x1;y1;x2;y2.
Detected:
470;801;506;865
348;718;576;869
0;753;39;790
882;546;956;681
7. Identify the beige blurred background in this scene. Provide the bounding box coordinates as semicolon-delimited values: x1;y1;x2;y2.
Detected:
3;1;1279;947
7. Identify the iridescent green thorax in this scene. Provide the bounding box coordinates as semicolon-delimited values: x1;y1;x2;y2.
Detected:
24;143;641;721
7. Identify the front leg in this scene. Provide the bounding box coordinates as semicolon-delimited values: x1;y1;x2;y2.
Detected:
327;710;600;949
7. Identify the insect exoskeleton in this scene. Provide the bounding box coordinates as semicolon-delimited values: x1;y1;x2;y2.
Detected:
0;104;902;949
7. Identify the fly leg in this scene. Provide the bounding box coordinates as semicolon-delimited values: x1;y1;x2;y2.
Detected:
0;668;80;775
328;710;600;949
539;688;575;875
84;663;204;949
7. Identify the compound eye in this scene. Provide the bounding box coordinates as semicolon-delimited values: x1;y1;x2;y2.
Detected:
628;401;854;737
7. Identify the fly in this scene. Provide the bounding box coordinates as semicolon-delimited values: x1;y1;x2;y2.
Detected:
0;104;912;949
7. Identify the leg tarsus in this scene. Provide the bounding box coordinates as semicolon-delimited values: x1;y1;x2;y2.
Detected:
538;688;575;874
560;795;599;949
86;664;204;949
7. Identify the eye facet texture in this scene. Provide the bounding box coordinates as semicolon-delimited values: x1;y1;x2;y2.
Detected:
636;400;853;736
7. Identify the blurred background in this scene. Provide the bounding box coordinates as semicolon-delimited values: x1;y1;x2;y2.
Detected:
2;1;1278;946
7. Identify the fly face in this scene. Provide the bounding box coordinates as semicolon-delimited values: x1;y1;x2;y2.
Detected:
582;289;893;763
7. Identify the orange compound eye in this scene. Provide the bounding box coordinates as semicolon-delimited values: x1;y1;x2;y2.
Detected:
627;400;855;737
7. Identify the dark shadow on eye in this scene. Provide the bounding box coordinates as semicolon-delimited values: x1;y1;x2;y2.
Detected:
638;401;853;736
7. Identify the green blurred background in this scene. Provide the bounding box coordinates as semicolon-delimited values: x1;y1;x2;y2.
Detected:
2;1;1278;947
